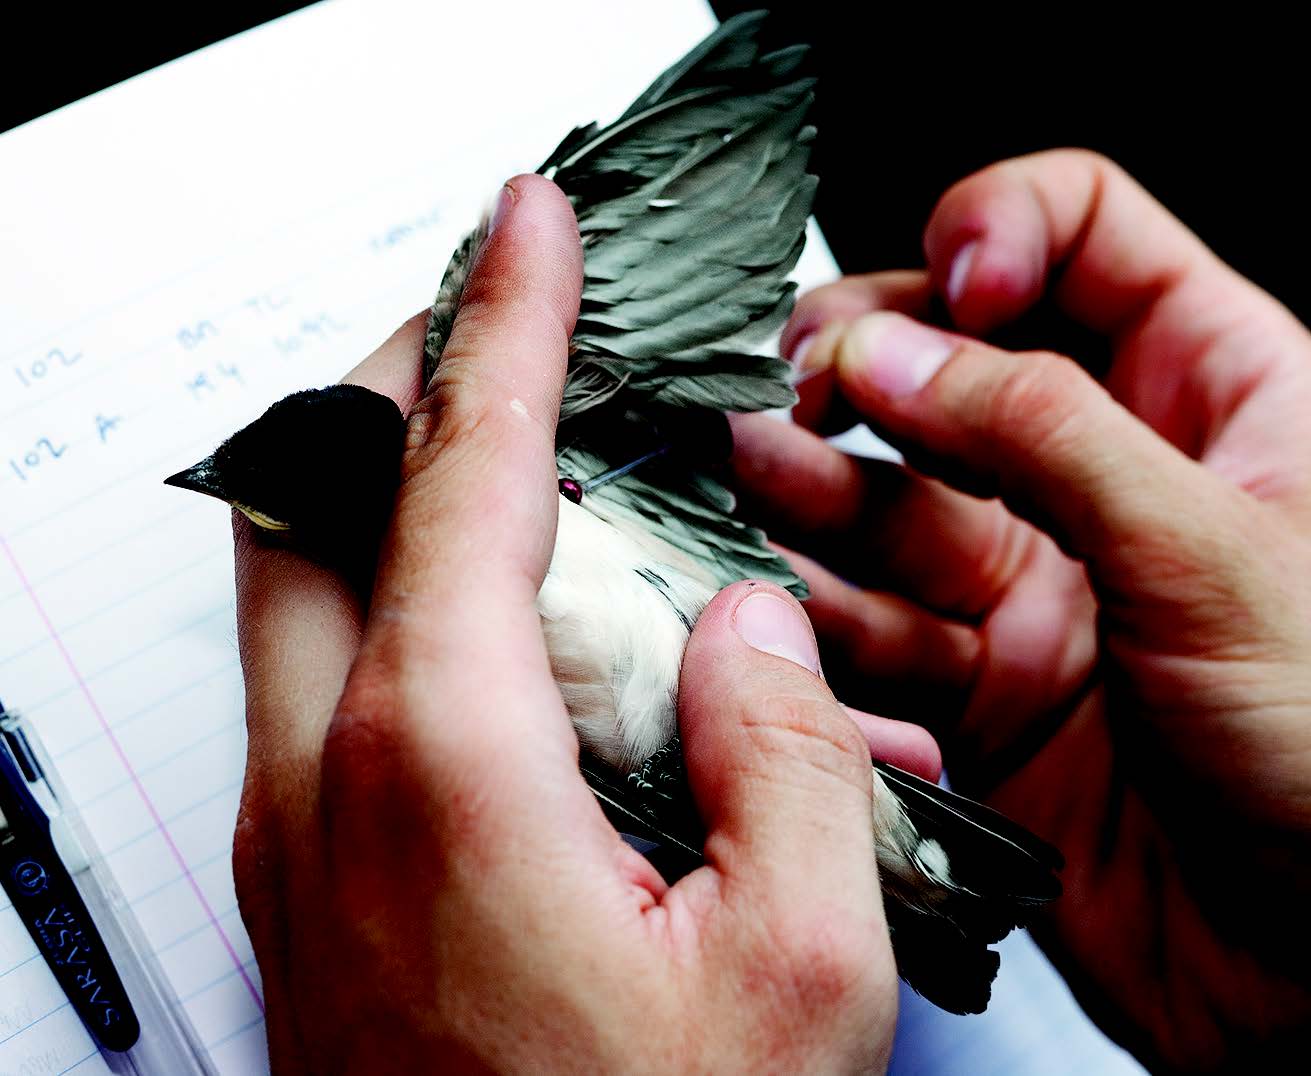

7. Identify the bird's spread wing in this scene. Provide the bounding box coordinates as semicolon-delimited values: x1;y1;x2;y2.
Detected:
424;11;814;597
545;14;814;418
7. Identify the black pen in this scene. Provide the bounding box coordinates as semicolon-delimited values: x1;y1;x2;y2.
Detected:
0;701;215;1074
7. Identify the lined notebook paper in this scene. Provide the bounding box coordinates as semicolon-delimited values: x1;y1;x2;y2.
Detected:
0;2;1141;1073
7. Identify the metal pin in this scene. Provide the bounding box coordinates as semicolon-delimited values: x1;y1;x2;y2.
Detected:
581;445;669;492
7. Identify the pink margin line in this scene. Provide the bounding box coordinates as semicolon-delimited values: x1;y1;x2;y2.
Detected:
0;532;264;1013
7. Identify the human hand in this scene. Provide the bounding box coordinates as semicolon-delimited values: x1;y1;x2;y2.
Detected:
231;175;898;1073
731;151;1311;1069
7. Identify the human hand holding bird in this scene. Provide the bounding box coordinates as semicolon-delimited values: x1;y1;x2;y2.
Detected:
221;174;901;1074
168;12;1062;1022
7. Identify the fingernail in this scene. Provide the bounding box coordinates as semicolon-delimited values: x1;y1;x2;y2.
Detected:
848;315;955;399
788;330;818;368
733;591;821;676
487;184;514;236
946;240;979;306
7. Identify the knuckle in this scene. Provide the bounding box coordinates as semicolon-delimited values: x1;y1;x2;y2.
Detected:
1008;145;1103;171
1042;146;1122;179
792;279;852;325
791;272;924;347
465;249;579;351
231;783;291;944
368;310;430;371
318;670;408;818
743;692;868;785
934;159;1014;224
318;665;491;876
933;150;1122;242
972;350;1092;454
231;795;269;901
398;307;429;338
401;362;553;490
401;379;493;480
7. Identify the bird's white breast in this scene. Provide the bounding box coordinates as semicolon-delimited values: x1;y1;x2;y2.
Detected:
536;495;716;768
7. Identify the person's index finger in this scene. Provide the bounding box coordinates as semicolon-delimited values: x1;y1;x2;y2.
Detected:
426;177;583;415
377;173;583;611
332;173;593;827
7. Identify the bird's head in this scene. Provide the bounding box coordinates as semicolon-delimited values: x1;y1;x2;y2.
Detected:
165;385;406;566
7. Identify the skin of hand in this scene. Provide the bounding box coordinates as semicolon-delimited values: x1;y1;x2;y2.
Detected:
729;150;1311;1070
230;174;924;1074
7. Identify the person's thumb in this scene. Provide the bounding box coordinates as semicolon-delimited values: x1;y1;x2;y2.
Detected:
678;582;883;913
800;310;1252;615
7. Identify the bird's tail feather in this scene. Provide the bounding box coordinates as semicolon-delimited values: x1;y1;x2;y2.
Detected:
871;761;1063;1014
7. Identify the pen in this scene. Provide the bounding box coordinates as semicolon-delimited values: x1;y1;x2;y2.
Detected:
0;700;216;1074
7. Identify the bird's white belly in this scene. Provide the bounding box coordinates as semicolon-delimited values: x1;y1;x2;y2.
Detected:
535;495;717;768
536;501;943;909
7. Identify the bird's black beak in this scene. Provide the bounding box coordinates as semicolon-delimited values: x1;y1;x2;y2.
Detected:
163;456;228;501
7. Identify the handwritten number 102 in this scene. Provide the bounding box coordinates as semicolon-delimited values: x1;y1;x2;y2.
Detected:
9;437;67;481
14;348;81;388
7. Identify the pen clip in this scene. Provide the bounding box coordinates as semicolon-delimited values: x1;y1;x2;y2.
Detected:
0;730;141;1052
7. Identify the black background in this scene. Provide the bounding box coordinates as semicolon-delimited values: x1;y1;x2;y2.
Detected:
6;3;1307;322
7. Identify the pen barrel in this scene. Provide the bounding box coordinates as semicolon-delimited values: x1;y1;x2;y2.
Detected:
2;710;218;1073
70;852;221;1076
0;821;141;1051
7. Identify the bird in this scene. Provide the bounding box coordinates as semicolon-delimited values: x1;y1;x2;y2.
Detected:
165;11;1062;1015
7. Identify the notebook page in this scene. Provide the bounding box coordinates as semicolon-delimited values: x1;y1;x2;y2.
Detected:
0;1;1142;1073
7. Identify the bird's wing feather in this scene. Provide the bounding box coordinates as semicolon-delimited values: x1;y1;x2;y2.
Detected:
425;11;814;596
559;55;814;415
870;754;1064;880
557;428;805;597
